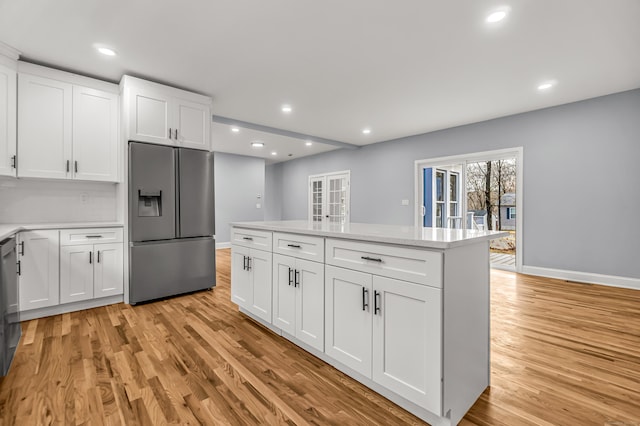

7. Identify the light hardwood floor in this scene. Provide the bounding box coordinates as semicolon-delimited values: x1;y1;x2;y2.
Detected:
1;248;639;425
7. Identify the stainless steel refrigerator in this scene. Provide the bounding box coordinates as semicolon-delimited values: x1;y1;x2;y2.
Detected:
129;141;216;304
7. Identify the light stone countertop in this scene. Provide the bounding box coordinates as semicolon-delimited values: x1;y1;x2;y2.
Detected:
230;220;508;249
0;222;124;242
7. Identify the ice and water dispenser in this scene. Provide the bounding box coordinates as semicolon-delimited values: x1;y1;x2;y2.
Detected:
138;190;162;217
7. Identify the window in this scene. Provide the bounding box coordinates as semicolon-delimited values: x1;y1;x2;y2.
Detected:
449;172;459;219
435;170;445;228
423;168;461;229
308;171;350;224
507;207;516;219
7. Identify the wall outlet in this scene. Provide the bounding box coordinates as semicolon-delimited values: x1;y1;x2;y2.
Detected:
401;199;409;206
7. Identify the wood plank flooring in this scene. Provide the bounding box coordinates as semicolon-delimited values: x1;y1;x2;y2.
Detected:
1;248;639;425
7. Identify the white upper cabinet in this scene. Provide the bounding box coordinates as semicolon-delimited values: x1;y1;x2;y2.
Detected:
174;98;210;150
72;86;119;182
122;75;211;151
129;86;172;144
17;63;119;182
18;73;72;179
0;63;17;177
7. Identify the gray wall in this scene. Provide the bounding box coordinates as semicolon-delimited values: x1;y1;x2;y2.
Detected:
264;163;283;221
214;152;265;244
267;89;640;279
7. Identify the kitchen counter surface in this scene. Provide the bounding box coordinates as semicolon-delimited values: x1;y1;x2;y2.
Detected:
0;222;124;242
231;220;507;249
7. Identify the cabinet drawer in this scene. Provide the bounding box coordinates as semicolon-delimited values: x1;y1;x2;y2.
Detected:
231;227;272;251
60;228;123;246
273;232;324;262
326;239;442;288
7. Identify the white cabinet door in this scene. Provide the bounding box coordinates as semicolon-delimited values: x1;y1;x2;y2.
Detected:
372;276;442;414
18;230;60;311
231;245;251;309
129;87;172;145
272;254;296;335
249;248;272;323
174;98;210;150
94;243;123;298
325;265;372;377
296;258;324;352
18;73;72;179
60;245;94;304
0;64;16;177
72;86;118;182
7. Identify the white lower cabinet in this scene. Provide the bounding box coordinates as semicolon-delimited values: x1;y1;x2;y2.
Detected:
18;227;123;317
273;254;324;351
17;230;60;311
231;244;272;323
230;226;491;425
325;265;373;377
60;242;123;304
93;243;124;298
325;266;442;412
372;275;442;414
60;244;94;303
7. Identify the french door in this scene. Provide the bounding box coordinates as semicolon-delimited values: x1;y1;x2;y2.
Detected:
309;171;350;224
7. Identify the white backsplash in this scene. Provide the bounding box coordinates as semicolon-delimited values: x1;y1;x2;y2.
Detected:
0;178;118;224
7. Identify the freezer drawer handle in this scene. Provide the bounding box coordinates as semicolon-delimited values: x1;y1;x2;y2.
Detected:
288;267;293;286
374;291;381;315
287;244;301;248
242;237;253;241
361;256;383;263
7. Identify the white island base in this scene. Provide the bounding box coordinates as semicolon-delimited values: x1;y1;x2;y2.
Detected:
230;221;506;425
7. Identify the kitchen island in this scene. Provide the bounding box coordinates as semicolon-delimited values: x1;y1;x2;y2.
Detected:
229;220;506;426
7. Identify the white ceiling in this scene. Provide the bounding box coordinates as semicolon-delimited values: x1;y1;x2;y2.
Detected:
1;1;639;160
210;123;338;164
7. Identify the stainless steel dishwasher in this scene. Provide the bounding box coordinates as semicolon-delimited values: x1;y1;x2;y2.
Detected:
0;236;21;376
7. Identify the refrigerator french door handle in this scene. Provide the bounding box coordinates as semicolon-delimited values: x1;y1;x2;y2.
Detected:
175;148;181;238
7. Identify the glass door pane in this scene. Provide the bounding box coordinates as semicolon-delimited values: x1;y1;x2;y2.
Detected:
327;174;348;223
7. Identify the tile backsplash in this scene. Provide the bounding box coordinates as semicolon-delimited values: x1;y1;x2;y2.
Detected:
0;178;118;224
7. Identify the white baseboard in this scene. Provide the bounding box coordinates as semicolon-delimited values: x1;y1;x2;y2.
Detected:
521;265;640;291
216;241;231;249
19;295;124;321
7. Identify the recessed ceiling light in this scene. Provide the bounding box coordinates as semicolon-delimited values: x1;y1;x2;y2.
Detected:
271;151;277;156
362;128;371;135
486;11;507;23
97;47;117;56
537;82;555;91
231;127;240;133
251;142;264;148
281;105;292;113
305;141;313;146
